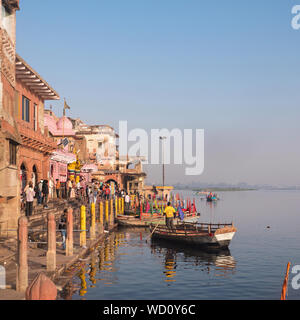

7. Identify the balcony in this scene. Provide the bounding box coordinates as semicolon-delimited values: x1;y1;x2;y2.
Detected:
16;120;57;154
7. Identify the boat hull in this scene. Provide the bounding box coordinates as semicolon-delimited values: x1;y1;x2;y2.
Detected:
151;232;234;249
150;224;236;250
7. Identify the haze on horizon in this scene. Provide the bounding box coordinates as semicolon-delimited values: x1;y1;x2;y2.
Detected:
16;0;300;187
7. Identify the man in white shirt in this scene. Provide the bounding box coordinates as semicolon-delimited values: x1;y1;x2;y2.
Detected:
49;178;54;199
125;193;130;211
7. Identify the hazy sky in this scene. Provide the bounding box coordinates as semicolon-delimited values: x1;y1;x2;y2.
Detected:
16;0;300;186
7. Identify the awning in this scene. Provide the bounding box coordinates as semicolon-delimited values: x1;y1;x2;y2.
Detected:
81;164;98;172
50;151;76;164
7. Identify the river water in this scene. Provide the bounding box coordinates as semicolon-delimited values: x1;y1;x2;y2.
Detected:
62;190;300;300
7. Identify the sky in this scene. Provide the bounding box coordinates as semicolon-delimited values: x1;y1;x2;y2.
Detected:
16;0;300;186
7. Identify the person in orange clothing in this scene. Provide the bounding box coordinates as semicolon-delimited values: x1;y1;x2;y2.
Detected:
56;179;61;199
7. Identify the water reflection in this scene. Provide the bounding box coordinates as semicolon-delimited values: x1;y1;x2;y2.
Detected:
78;268;87;297
60;190;300;300
63;229;236;299
151;239;236;282
163;249;177;284
89;252;97;287
97;233;123;285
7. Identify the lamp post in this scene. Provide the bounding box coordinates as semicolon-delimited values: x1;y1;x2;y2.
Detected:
160;136;166;201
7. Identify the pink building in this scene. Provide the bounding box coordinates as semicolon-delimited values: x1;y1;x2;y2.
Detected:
80;163;98;186
49;150;76;183
44;111;77;183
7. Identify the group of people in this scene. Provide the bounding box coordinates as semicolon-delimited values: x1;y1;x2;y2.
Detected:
22;176;130;217
85;181;126;205
23;179;50;217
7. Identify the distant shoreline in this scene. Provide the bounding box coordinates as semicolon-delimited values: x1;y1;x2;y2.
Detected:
172;187;300;192
192;187;256;192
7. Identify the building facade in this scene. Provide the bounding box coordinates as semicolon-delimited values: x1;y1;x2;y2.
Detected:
0;0;20;234
70;118;118;169
15;54;60;190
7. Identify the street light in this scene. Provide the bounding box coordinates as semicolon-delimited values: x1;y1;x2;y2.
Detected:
160;136;167;201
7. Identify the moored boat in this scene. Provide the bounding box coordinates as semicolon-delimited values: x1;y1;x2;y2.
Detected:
117;212;200;228
149;222;236;249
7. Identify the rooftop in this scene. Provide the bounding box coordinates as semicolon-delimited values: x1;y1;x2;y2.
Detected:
16;54;60;101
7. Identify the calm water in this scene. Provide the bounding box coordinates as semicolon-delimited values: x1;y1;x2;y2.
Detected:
62;190;300;300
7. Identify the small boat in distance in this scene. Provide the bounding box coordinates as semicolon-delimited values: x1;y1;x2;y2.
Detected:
150;222;236;250
207;192;219;202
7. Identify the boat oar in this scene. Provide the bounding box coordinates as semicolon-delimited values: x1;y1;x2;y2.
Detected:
145;218;165;243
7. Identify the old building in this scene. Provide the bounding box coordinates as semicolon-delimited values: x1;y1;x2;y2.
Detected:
70;118;118;168
0;0;21;234
15;55;60;190
70;119;121;188
44;110;78;184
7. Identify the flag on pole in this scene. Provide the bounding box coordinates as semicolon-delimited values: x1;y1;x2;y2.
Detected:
146;201;150;213
63;98;71;116
59;137;69;147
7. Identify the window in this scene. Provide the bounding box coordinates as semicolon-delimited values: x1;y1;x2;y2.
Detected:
9;140;17;166
22;96;30;123
33;104;37;131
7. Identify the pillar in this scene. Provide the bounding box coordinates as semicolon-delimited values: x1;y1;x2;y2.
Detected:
119;197;122;215
115;197;118;217
80;205;86;247
46;213;56;272
122;197;124;214
16;216;28;292
66;208;73;256
109;199;114;228
99;201;104;234
105;200;109;225
90;203;96;240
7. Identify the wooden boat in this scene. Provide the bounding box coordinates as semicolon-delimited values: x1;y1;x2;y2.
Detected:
117;212;200;228
117;215;164;228
207;196;218;202
149;222;236;249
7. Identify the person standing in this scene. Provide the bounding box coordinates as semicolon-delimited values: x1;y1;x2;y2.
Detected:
76;179;81;197
164;202;176;231
49;177;54;199
67;179;72;199
125;193;130;211
70;182;76;199
59;209;67;251
34;181;41;205
37;180;43;205
105;185;110;200
42;180;49;209
85;184;89;202
88;187;94;205
56;179;61;199
24;181;35;217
